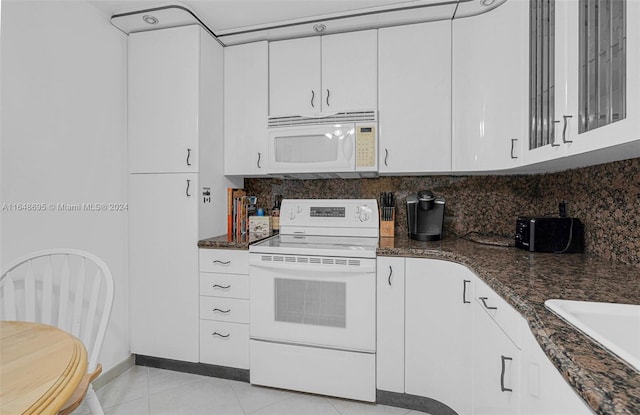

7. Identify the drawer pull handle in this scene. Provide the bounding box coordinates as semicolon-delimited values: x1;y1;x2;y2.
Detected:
212;308;231;314
387;265;393;286
501;355;513;392
212;260;231;265
463;280;471;304
212;332;230;338
479;297;497;310
212;284;231;290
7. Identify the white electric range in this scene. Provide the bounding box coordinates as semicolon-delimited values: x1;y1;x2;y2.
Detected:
249;199;379;402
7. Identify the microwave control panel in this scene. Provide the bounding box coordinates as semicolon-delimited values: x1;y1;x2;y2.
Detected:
355;125;376;169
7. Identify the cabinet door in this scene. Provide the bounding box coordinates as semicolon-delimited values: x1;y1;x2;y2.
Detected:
378;22;451;174
224;41;268;176
473;298;520;415
563;0;640;158
128;26;200;173
452;0;528;172
321;30;377;112
376;257;405;393
269;37;321;117
520;321;592;415
405;259;473;415
129;173;199;362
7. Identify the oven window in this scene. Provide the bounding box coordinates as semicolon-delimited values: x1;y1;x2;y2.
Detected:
274;278;346;328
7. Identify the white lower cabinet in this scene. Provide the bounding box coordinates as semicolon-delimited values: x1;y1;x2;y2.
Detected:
199;249;250;369
376;257;590;415
472;293;522;415
376;257;405;393
405;258;473;415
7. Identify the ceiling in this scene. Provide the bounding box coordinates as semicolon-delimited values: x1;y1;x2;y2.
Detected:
88;0;503;45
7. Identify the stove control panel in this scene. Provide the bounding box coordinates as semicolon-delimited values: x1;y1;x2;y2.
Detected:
280;199;379;237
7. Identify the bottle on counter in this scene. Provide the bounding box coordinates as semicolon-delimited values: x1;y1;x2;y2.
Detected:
271;196;281;232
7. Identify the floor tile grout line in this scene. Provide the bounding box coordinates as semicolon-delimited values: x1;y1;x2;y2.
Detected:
326;396;343;415
229;380;250;415
146;366;151;415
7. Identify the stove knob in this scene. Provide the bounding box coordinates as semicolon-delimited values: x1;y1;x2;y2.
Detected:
296;205;303;213
289;209;296;220
359;212;370;222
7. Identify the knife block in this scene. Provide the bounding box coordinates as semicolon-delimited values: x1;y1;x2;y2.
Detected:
380;208;395;238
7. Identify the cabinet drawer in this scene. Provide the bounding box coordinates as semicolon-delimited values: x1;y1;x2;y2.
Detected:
474;279;524;348
199;320;249;369
200;297;249;323
199;249;249;274
200;273;249;299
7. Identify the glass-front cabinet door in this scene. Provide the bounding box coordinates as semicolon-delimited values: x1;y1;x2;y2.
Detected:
526;0;639;166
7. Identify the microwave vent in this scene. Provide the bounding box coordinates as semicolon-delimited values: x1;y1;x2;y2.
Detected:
268;110;376;128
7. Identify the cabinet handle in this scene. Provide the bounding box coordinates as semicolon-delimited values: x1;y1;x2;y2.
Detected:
510;139;518;159
463;280;471;304
257;152;262;169
212;308;231;314
212;260;231;265
326;89;330;107
212;332;230;338
186;179;191;197
212;284;231;289
562;115;573;143
311;90;315;108
500;355;513;392
384;149;389;166
479;296;497;310
387;265;393;286
551;120;561;147
186;148;192;166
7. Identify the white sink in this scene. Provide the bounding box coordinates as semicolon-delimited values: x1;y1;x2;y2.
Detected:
544;299;640;372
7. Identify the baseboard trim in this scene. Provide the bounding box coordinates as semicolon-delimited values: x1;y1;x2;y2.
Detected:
376;390;458;415
94;355;135;389
134;354;250;383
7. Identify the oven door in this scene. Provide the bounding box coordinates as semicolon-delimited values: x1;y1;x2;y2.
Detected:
268;124;355;174
249;254;375;352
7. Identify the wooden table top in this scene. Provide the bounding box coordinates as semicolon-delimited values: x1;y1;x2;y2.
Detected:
0;321;88;415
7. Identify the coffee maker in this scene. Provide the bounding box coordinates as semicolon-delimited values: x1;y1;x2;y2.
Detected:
406;190;445;241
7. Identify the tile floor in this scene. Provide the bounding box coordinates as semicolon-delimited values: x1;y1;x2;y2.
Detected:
75;366;431;415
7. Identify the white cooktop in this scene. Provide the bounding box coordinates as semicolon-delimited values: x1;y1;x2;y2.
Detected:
250;199;379;258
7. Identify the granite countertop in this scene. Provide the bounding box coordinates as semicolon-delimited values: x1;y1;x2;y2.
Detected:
200;233;640;415
197;232;274;249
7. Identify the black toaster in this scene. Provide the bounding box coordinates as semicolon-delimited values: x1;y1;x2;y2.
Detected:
515;217;585;253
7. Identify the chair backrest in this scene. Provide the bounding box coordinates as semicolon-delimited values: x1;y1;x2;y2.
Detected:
1;248;114;373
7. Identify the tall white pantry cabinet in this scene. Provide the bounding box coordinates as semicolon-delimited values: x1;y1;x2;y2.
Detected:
128;25;241;362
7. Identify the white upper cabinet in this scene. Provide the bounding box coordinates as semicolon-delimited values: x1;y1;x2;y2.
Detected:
452;0;529;172
321;30;378;113
128;26;201;173
269;30;377;117
562;0;640;158
378;21;451;174
224;41;269;176
526;0;640;166
269;37;321;117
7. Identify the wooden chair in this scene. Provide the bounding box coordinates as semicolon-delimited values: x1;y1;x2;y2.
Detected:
1;248;115;415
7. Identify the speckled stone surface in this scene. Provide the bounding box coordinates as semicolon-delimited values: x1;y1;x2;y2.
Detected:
378;235;640;415
245;157;640;267
197;232;273;249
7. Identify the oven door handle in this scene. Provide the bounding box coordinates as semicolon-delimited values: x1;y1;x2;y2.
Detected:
249;259;375;273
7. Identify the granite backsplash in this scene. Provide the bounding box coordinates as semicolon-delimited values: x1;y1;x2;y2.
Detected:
245;157;640;267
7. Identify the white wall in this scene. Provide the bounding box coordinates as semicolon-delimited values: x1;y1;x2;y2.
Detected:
1;0;129;371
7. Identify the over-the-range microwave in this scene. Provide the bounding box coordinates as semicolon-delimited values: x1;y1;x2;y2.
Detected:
267;111;378;178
